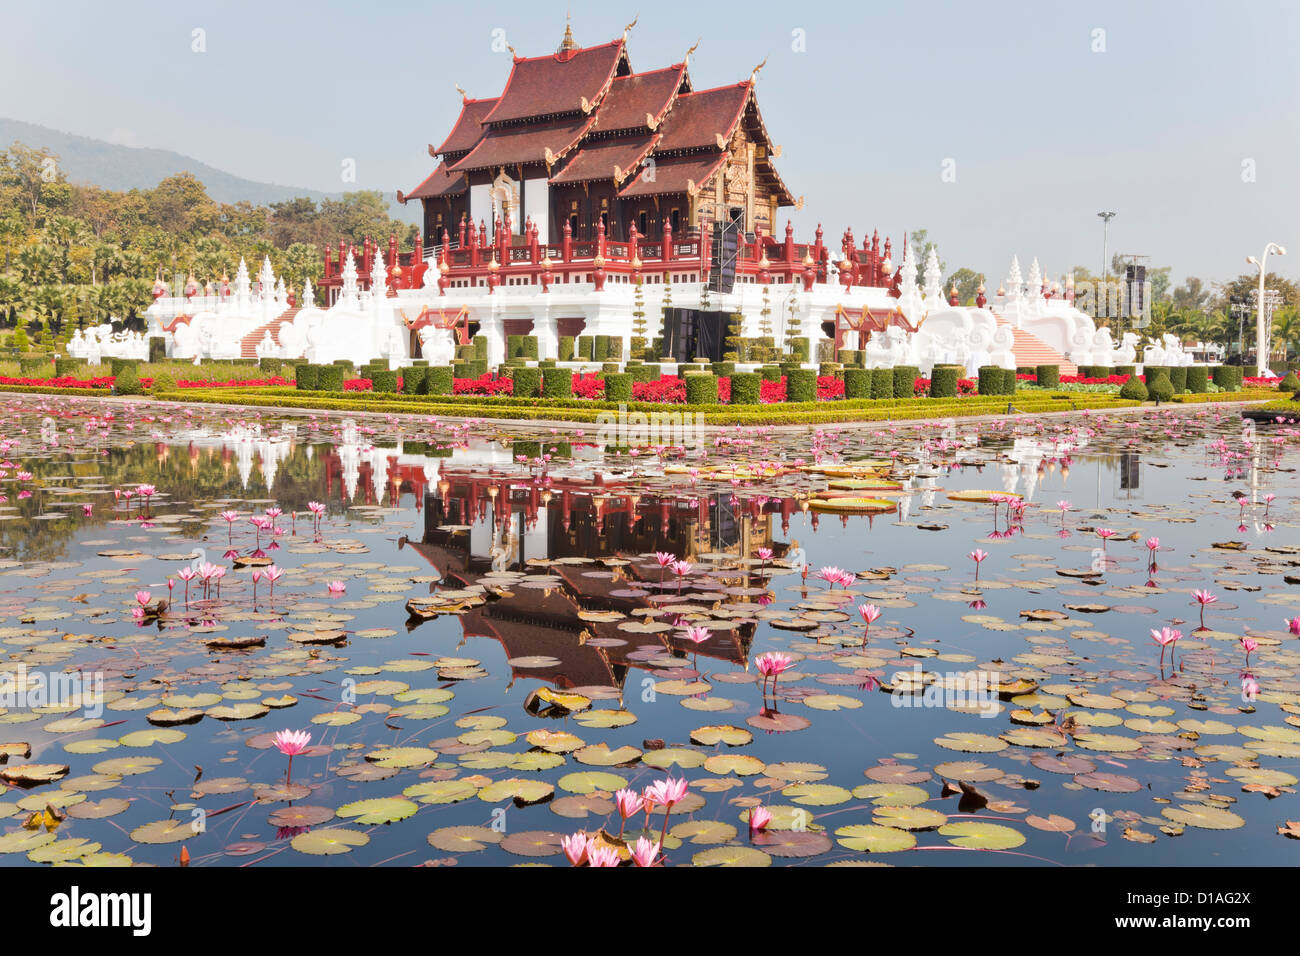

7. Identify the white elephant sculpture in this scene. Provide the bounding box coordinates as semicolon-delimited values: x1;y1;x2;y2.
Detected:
417;326;457;367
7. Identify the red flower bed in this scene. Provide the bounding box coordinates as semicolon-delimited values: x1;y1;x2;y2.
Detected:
913;377;979;397
0;375;113;389
571;373;604;399
453;374;513;396
632;377;686;403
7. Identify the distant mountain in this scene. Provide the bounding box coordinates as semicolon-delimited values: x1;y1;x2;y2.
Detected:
0;118;418;222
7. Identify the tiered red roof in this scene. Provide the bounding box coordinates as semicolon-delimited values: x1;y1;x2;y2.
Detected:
482;40;627;125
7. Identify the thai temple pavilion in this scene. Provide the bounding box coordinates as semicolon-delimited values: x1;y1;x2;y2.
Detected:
400;20;795;247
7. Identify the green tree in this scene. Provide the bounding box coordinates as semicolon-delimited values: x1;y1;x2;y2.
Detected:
945;267;982;306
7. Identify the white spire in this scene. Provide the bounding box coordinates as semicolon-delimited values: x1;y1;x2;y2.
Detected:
341;250;359;299
898;241;918;298
1006;255;1023;295
1026;257;1042;294
234;258;251;297
301;276;315;309
370;249;387;298
921;245;943;303
259;256;276;300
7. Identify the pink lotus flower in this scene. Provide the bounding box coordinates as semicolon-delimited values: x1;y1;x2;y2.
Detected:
630;836;660;867
135;590;151;607
81;504;92;516
756;547;773;562
817;566;847;588
1242;675;1259;700
1145;537;1159;552
682;625;710;645
644;777;689;810
1287;617;1300;636
327;580;346;595
614;788;644;837
1241;637;1258;664
274;728;311;785
749;804;772;835
587;845;622;867
561;832;591;866
654;551;675;567
858;603;881;637
1193;589;1217;628
265;565;284;595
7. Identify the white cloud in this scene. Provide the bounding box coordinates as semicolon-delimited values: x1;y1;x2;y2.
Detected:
106;127;142;147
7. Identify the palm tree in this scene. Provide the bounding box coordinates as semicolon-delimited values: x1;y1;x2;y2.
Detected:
1272;307;1298;363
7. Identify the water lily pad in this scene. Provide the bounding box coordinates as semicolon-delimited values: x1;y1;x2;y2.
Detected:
336;796;419;824
834;824;917;853
938;821;1026;849
691;845;773;867
291;828;370;855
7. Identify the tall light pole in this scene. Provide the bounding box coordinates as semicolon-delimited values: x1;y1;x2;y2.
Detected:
1097;212;1117;283
1246;242;1286;376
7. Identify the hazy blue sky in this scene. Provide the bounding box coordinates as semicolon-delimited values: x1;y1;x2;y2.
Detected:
1;0;1296;287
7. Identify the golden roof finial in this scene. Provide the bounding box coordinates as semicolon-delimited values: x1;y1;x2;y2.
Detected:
685;37;701;61
455;84;467;101
558;11;578;54
623;15;638;40
750;57;768;85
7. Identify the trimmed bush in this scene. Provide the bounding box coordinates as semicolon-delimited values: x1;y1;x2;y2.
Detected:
729;371;761;404
295;364;320;390
1119;376;1148;401
1035;364;1060;388
790;338;811;362
55;357;77;376
473;336;488;361
1148;376;1174;403
711;360;736;379
1002;368;1018;394
870;368;894;399
840;349;864;368
148;336;166;363
684;372;718;405
542;369;572;399
606;337;623;361
819;362;843;378
452;361;475;379
978;366;1001;395
642;364;660;380
893;365;920;399
259;357;283;374
1228;366;1244;391
510;367;541;398
787;368;817;403
370;368;398;392
113;363;143;395
601;362;620;375
1145;365;1171;386
402;366;428;394
844;368;870;399
317;365;346;392
1187;365;1208;393
930;365;959;398
1168;366;1188;394
1278;371;1300;393
423;366;453;395
594;335;611;362
559;336;576;361
627;364;654;383
1114;364;1137;379
110;358;137;377
577;335;593;360
149;372;176;395
455;344;475;361
604;372;633;403
760;365;782;382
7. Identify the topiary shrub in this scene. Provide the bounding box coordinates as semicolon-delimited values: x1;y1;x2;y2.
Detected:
1148;376;1174;402
787;368;817;403
1001;368;1018;394
1035;364;1060;388
1169;366;1188;393
839;349;864;368
424;366;453;395
1120;376;1148;401
978;366;1001;395
790;338;811;362
370;368;398;392
641;363;660;381
110;358;136;377
1187;365;1208;393
594;335;610;362
295;364;320;390
507;367;540;398
685;372;718;405
606;337;623;361
1114;364;1137;379
542;369;572;398
148;336;166;363
760;365;782;383
730;371;761;404
870;368;894;399
711;360;736;379
604;372;633;403
1229;366;1244;392
113;363;143;395
402;366;428;394
893;365;920;399
844;368;870;399
473;336;488;361
559;336;576;361
1211;365;1234;390
55;357;77;377
149;372;176;395
1279;371;1300;393
317;365;346;392
452;361;475;379
930;365;959;398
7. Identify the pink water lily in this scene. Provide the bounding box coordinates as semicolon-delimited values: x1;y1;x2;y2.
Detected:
969;549;988;581
327;580;346;595
274;728;311;785
614;788;644;838
749;805;772;835
630;836;661;867
817;566;847;589
1193;589;1218;628
1150;626;1181;668
1241;637;1258;665
1145;537;1160;552
265;565;284;596
135;590;151;607
587;844;622;867
756;547;773;562
1287;617;1300;636
644;777;689;850
562;832;591;866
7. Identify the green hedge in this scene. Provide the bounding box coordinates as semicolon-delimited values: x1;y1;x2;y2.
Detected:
511;367;541;398
1119;376;1148;401
473;336;488;361
318;365;346;392
370;368;398;392
148;336;166;363
790;338;811;362
559;336;576;361
113;363;143;395
594;335;611;362
54;357;78;377
844;368;870;399
711;360;735;379
730;371;761;404
604;372;632;403
1035;364;1060;388
1149;376;1174;402
295;364;320;390
628;364;655;384
1114;364;1137;379
870;368;893;399
426;366;454;395
110;358;137;377
1211;365;1242;391
931;365;959;398
1168;366;1188;393
1187;365;1208;393
401;366;428;394
452;361;475;379
893;365;920;400
787;368;817;403
978;366;1001;396
839;349;864;368
684;372;718;405
542;369;572;399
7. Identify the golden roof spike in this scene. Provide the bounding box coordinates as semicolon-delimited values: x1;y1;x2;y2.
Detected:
623;15;638;40
685;37;701;61
455;84;467;101
750;57;768;85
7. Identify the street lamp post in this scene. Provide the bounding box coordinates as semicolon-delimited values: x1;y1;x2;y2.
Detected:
1246;242;1286;377
1097;212;1117;284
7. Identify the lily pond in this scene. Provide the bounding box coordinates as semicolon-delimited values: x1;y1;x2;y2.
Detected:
0;394;1298;868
